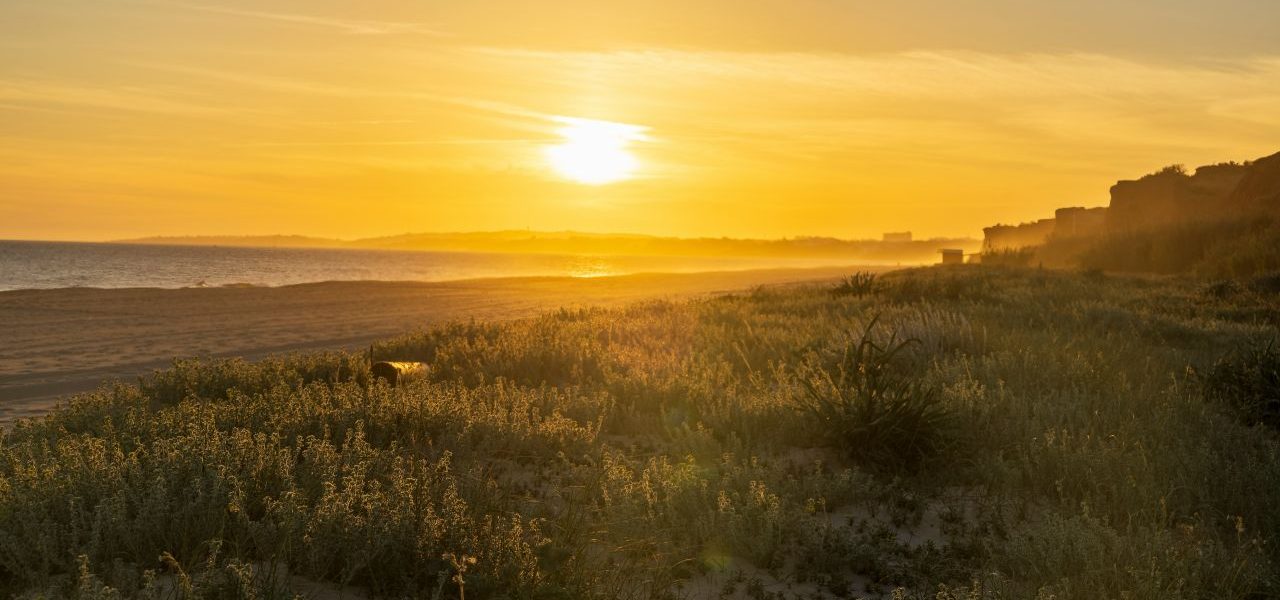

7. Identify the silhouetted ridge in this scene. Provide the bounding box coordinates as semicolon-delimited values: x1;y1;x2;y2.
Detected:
1227;151;1280;216
980;150;1280;275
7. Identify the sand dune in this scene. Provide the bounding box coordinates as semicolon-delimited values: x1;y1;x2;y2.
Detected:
0;265;878;425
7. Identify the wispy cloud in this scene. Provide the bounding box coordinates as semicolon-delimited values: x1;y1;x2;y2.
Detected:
119;59;554;125
0;79;233;116
235;139;544;148
165;2;449;36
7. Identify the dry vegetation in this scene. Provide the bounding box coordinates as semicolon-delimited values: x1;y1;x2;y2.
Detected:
2;266;1278;599
1018;216;1280;278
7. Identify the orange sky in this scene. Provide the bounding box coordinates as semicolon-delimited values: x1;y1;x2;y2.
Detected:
3;1;1280;241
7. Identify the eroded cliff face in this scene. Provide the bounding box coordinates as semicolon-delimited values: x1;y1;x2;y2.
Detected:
1106;163;1248;232
983;218;1057;251
982;207;1108;251
1054;206;1108;238
1227;151;1280;216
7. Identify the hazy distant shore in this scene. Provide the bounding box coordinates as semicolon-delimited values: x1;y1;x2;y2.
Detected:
110;230;980;263
0;238;921;291
0;265;882;425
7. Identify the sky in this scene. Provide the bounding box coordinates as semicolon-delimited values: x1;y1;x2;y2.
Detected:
3;0;1280;241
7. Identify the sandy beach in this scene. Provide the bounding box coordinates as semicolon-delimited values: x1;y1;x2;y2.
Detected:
0;265;877;424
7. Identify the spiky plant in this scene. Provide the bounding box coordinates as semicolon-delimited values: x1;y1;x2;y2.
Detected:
831;272;878;297
795;316;953;470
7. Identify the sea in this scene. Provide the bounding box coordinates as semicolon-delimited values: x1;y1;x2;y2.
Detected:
0;240;862;291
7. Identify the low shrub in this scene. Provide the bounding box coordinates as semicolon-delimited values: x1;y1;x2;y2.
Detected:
1201;340;1280;429
794;317;953;470
831;272;878;297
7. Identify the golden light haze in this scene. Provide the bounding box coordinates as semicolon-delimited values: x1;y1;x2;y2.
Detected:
3;1;1280;241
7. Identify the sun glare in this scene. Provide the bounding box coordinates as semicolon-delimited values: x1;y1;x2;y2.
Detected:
544;117;647;185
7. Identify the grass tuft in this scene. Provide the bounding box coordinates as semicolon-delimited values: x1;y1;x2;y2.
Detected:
794;316;954;470
831;271;878;297
1201;340;1280;429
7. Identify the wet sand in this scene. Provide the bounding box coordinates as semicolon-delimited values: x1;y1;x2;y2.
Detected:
0;265;881;424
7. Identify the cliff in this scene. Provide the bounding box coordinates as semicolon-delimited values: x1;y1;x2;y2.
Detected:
983;206;1109;251
983;150;1280;254
1054;206;1108;238
983;218;1057;251
1106;163;1249;232
1226;151;1280;216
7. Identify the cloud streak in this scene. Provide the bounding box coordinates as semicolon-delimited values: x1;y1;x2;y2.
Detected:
165;2;449;36
0;79;234;116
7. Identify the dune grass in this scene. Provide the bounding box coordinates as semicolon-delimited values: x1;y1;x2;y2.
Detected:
1029;215;1280;278
1;266;1278;599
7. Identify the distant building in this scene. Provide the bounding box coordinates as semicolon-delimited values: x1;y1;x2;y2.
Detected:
939;249;964;265
882;231;913;243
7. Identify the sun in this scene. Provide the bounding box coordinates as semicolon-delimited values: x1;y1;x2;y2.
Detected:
544;117;647;185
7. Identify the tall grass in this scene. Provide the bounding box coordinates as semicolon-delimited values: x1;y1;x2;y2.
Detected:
1;266;1278;599
1200;340;1280;429
831;272;878;297
1032;215;1280;277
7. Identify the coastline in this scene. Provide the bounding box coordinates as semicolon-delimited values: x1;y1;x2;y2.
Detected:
0;238;916;292
0;264;887;425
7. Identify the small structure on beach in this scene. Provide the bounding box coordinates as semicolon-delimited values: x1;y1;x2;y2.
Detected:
938;249;964;265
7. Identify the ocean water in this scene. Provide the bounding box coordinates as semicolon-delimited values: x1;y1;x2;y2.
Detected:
0;240;858;291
